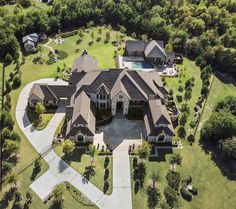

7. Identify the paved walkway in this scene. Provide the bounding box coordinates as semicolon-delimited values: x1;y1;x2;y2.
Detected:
15;79;137;209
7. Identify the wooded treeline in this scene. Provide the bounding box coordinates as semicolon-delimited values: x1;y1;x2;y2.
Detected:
0;0;235;75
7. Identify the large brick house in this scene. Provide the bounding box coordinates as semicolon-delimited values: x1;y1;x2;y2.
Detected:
28;53;176;143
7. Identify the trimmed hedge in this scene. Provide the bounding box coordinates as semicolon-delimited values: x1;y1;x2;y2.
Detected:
189;186;198;195
57;50;68;60
61;30;78;38
180;187;193;201
98;150;112;156
46;57;56;65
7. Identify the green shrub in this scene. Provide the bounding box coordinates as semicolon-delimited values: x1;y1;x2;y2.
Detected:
176;94;182;103
103;180;109;193
57;51;68;60
76;38;82;44
5;53;13;65
2;128;11;139
11;131;21;141
12;75;21;88
182;175;192;185
187;134;195;143
180;187;192;201
190;121;196;128
166;170;181;190
178;85;183;92
189;186;198;195
61;30;78;38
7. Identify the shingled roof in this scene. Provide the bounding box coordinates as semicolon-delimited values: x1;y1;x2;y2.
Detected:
144;40;167;58
125;40;164;52
29;84;76;101
76;69;164;100
66;91;95;137
22;33;39;44
72;53;98;72
144;99;175;137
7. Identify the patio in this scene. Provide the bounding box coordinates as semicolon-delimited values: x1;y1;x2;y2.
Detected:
118;55;179;76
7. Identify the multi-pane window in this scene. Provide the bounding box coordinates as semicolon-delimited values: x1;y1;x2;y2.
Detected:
100;103;106;108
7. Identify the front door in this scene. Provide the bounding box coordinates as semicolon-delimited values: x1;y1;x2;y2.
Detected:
116;101;123;114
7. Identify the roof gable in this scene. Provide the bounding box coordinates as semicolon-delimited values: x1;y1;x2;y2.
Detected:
145;40;167;58
96;83;110;95
148;99;171;125
72;53;98;72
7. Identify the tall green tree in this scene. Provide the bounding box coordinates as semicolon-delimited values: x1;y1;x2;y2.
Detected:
137;141;150;163
35;102;46;121
87;144;97;166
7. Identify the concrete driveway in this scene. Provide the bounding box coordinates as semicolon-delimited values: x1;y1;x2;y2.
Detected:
16;79;145;209
94;117;145;149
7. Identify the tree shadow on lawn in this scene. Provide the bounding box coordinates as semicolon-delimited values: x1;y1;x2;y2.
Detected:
214;71;236;87
62;147;86;164
83;166;96;181
149;148;173;162
199;139;236;181
133;162;146;190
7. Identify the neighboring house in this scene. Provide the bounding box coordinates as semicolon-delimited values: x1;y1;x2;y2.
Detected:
28;53;176;143
125;40;175;65
22;33;39;52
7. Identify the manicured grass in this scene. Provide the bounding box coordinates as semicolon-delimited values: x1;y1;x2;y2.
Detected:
1;26;124;208
131;60;236;209
166;58;202;140
0;164;97;209
27;107;55;131
54;144;113;195
49;26;128;69
0;157;49;209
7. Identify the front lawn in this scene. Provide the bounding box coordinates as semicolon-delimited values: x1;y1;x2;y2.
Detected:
1;25;124;208
0;162;98;209
54;144;113;195
27;107;55;131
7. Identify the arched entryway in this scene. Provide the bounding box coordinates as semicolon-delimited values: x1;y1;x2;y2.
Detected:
77;134;85;142
116;101;123;113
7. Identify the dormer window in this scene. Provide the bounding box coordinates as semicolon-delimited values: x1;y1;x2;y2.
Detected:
100;94;107;100
74;124;87;127
155;124;168;128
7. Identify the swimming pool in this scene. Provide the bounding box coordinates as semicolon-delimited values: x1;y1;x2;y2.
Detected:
131;61;153;69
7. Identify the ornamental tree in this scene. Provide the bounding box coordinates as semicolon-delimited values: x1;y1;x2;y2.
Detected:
62;139;75;155
35;102;46;120
87;144;97;166
137;141;150;163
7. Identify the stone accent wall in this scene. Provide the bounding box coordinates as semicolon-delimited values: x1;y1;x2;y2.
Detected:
147;135;172;142
28;94;42;107
111;91;130;115
69;134;94;142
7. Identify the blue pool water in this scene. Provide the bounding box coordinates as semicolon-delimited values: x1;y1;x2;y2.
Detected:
131;61;153;69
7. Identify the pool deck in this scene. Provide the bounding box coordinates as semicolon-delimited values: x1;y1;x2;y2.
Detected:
119;56;154;71
118;56;178;76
